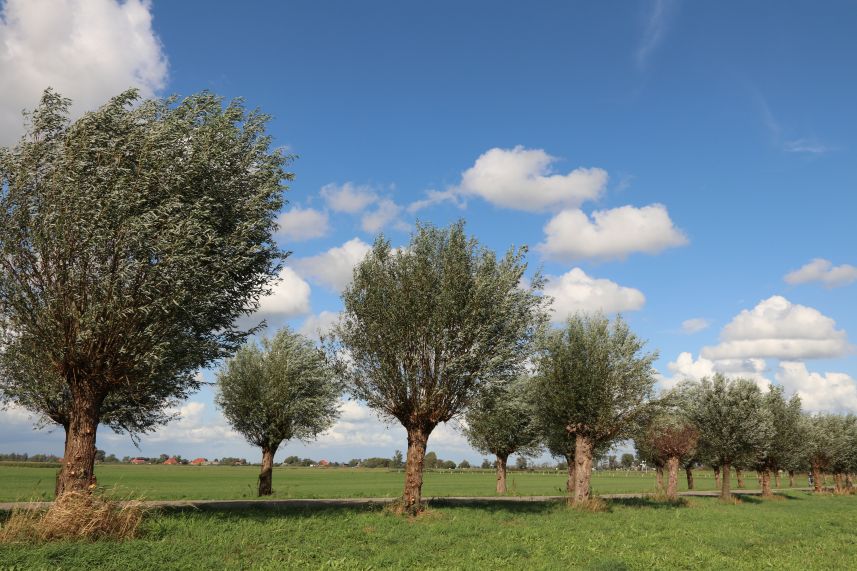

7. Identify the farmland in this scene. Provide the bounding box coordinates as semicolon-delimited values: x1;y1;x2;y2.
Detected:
0;464;810;503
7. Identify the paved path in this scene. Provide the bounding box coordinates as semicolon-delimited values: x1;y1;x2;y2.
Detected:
0;488;813;512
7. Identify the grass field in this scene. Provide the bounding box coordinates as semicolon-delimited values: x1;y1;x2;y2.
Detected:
0;464;810;502
2;491;855;569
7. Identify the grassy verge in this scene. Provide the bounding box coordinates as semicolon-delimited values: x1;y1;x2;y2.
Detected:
1;492;854;569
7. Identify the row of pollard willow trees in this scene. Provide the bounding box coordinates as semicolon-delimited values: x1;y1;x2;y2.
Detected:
217;221;857;508
1;90;854;514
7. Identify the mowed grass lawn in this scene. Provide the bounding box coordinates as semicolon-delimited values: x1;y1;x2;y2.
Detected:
0;464;810;502
2;492;855;569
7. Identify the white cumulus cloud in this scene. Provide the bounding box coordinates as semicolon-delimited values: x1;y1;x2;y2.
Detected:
784;258;857;288
775;362;857;413
660;352;771;391
276;206;329;241
538;204;687;261
361;198;403;234
254;267;311;318
544;268;645;323
320;182;378;214
456;146;607;212
293;238;371;292
0;0;168;145
148;402;239;444
681;318;711;334
701;295;852;361
298;310;340;339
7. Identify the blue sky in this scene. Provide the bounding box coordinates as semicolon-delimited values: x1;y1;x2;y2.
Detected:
1;0;855;464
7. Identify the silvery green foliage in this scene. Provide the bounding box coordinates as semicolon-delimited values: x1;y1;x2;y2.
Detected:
463;376;542;459
0;88;290;435
755;386;804;472
531;313;658;450
683;374;773;468
334;221;547;430
806;413;857;475
216;328;340;451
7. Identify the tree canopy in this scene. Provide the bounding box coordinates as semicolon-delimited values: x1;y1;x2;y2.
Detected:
0;88;291;493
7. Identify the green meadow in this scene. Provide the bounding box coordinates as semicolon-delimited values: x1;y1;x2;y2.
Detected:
2;492;854;570
0;464;809;502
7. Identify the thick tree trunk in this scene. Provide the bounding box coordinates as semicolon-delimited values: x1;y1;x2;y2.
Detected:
834;473;843;493
775;471;781;488
685;466;695;490
735;468;745;489
788;470;795;488
655;465;665;494
666;456;679;500
713;466;721;488
760;469;772;497
846;474;854;489
495;454;509;494
571;434;593;504
258;445;278;496
720;463;732;500
565;452;576;495
811;462;823;493
402;426;431;514
55;395;102;497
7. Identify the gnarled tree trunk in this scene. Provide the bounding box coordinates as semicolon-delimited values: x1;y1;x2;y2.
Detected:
846;474;854;489
720;462;732;500
495;454;509;494
55;392;103;497
775;471;781;488
666;456;679;500
811;462;823;493
834;473;843;493
571;434;593;504
685;466;694;490
735;468;745;489
760;469;772;497
788;470;795;488
258;445;279;496
714;466;721;489
402;426;431;513
565;452;576;495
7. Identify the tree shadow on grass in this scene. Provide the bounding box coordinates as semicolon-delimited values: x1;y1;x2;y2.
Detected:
606;497;690;510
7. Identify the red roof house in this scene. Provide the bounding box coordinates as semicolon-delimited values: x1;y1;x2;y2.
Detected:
163;457;179;465
130;458;147;465
190;457;208;465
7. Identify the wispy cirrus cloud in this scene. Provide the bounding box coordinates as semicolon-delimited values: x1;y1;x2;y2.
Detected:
635;0;679;69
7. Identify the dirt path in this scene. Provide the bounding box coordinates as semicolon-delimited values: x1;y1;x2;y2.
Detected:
0;488;812;512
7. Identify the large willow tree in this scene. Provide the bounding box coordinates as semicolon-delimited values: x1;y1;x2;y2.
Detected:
0;89;291;495
333;221;546;514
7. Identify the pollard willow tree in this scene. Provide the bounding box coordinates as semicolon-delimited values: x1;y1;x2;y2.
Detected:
753;386;803;497
636;413;698;500
532;313;658;505
0;89;290;495
682;374;772;500
463;377;542;493
333;221;546;514
216;328;340;496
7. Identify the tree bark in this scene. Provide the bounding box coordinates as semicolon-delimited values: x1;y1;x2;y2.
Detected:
565;452;576;496
713;466;721;489
811;462;823;493
571;434;593;504
655;465;665;494
685;466;695;490
774;471;781;488
495;454;509;494
55;393;102;497
760;469;772;497
666;456;679;500
834;473;843;493
720;463;732;500
846;474;854;489
402;426;431;514
258;445;278;496
788;470;795;488
735;468;745;489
